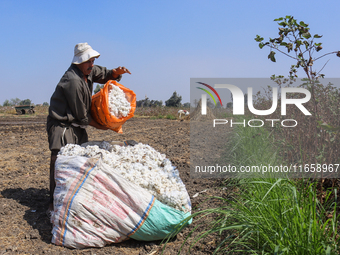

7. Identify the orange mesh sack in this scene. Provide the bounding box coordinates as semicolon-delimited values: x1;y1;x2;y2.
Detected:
91;80;136;134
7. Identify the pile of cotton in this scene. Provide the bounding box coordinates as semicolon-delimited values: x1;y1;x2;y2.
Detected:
108;85;131;118
59;142;189;212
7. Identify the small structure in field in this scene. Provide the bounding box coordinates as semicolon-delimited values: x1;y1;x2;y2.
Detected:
14;105;35;115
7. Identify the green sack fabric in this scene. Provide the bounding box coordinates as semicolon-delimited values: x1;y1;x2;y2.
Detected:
130;199;192;241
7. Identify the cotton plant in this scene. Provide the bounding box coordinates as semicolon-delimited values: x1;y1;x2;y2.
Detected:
59;142;189;212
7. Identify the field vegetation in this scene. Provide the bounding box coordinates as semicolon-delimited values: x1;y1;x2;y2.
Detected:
164;16;340;254
174;121;339;254
252;77;340;166
135;106;189;120
1;16;339;254
0;105;49;117
0;105;190;120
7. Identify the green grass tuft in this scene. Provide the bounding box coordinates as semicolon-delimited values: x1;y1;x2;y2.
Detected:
167;117;339;254
165;114;176;120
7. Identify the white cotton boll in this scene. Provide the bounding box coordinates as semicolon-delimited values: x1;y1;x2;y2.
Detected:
108;85;131;118
59;142;190;212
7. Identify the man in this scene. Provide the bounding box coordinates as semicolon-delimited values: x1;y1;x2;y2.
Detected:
46;42;131;215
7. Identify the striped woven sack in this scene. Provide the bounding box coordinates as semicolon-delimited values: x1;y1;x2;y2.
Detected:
51;155;191;248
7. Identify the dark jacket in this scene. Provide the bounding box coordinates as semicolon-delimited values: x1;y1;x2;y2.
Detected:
47;64;118;129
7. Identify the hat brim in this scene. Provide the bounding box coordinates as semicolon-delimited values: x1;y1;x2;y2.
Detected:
72;49;100;64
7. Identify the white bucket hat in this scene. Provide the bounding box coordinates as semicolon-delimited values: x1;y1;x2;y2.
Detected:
72;42;100;64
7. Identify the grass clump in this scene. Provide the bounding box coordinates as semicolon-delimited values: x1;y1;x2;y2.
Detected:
135;106;184;118
193;178;339;254
150;114;164;119
171;119;339;254
165;114;176;120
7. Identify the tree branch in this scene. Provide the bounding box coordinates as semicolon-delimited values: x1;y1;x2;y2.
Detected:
316;59;330;76
267;45;298;60
314;51;338;61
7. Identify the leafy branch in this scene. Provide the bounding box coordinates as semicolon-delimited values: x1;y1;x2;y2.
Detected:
255;15;340;81
255;16;340;137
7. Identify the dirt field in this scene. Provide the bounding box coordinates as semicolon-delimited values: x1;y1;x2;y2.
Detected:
0;116;225;255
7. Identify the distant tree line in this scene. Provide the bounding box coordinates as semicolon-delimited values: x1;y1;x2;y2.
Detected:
3;98;31;106
136;91;190;108
2;98;49;106
136;97;163;107
2;87;191;108
2;91;192;108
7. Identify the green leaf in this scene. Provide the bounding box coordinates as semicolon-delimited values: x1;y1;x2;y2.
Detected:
268;51;276;62
299;21;308;27
313;34;323;38
316;46;323;52
274;17;284;21
255;35;264;42
275;36;283;43
287;43;293;53
302;32;311;39
259;43;264;49
303;41;310;49
278;21;287;27
288;16;294;26
314;42;322;46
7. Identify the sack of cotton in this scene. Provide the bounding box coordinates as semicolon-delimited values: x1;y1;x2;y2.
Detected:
51;142;192;248
91;80;136;134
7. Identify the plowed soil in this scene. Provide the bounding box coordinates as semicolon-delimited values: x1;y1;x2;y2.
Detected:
0;116;227;255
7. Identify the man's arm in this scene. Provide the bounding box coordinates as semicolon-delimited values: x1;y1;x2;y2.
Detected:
91;65;131;84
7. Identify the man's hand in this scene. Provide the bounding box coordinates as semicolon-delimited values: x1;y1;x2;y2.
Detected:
112;66;131;79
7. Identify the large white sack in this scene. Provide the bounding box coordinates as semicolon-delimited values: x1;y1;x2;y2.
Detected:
51;154;192;249
51;155;154;248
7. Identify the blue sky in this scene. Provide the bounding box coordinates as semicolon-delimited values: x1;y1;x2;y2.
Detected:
1;0;339;105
